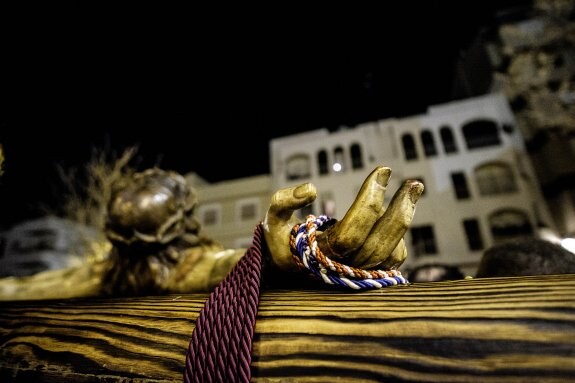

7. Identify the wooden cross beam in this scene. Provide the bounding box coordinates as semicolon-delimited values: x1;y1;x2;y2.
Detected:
1;273;574;382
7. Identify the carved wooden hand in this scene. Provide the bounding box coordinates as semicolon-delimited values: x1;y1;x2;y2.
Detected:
263;166;424;275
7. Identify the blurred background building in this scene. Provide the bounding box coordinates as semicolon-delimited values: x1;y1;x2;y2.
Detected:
194;93;556;277
194;0;575;277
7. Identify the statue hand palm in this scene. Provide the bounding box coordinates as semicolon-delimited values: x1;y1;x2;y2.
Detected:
263;166;424;278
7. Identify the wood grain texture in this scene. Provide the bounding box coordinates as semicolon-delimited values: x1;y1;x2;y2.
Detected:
1;274;575;382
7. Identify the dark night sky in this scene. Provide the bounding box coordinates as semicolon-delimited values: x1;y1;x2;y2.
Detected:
0;1;533;228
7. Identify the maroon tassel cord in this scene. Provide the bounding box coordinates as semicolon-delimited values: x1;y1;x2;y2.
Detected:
184;224;264;383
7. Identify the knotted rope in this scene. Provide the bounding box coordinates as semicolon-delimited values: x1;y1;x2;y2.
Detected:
290;214;409;290
184;215;409;381
184;224;264;383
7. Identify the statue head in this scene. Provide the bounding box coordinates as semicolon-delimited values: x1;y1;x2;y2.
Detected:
105;168;199;246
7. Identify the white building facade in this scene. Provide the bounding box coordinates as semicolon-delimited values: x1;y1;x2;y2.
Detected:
191;93;553;276
193;174;272;250
270;93;554;275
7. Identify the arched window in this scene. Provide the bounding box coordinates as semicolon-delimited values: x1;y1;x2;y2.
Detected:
350;143;363;170
475;162;518;196
421;130;437;157
285;153;311;181
317;150;329;176
402;133;418;161
462;119;501;150
440;125;457;154
489;209;533;244
333;146;346;173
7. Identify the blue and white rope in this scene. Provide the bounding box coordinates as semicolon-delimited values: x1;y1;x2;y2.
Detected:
289;214;409;290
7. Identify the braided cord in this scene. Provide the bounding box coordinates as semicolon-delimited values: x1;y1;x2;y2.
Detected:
184;214;409;381
290;215;409;290
184;224;264;383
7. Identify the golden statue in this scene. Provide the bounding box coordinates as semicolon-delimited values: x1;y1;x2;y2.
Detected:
0;166;423;300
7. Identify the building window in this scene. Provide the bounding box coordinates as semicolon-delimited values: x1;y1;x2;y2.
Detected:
463;218;484;251
317;150;329;176
462;119;501;150
401;133;418;161
236;198;260;222
410;225;438;257
489;209;533;244
286;153;311;181
333;146;346;173
421;130;437;157
350;143;364;170
440;125;457;154
451;172;470;200
241;204;256;220
502;123;514;134
198;204;221;227
475;162;518;196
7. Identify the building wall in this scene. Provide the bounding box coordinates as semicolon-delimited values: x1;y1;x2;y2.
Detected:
270;93;553;276
193;174;272;250
190;93;553;278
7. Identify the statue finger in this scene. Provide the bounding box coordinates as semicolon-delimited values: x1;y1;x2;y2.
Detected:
263;182;317;272
351;180;424;268
316;166;392;259
350;238;408;270
265;183;317;227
